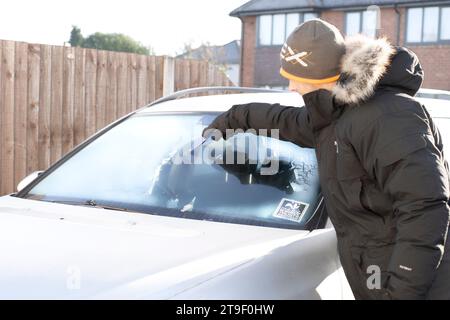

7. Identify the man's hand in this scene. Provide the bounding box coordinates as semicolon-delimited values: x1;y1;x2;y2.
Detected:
202;102;315;148
202;112;231;140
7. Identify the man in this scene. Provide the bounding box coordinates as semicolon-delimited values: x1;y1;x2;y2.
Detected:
203;19;450;299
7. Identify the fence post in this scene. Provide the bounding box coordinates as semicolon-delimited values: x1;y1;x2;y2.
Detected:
163;56;175;96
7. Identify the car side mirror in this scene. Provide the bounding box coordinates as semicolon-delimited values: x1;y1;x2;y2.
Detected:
17;171;43;192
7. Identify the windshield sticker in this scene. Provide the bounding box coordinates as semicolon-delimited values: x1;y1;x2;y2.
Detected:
273;198;309;223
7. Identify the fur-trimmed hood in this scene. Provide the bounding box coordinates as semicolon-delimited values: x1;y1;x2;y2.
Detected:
332;36;424;105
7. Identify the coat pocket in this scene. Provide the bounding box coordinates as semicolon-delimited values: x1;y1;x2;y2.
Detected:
338;179;364;212
351;244;394;299
335;151;367;211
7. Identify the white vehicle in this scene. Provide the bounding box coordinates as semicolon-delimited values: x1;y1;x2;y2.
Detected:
1;87;449;300
416;88;450;101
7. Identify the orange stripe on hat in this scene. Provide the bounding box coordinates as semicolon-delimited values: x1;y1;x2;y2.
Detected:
280;68;340;84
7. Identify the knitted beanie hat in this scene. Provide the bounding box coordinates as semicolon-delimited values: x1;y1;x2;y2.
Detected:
280;18;346;84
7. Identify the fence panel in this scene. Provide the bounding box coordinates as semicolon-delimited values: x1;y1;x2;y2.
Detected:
106;51;118;125
73;47;86;146
62;46;75;155
95;50;107;131
0;39;233;195
50;45;64;165
116;52;128;118
84;49;97;139
1;40;15;195
38;44;51;171
26;44;40;175
14;42;28;189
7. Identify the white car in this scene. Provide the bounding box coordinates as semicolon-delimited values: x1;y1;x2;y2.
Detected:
416;88;450;101
1;88;449;300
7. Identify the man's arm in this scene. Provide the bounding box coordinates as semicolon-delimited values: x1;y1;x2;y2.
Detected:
358;109;450;299
203;103;315;148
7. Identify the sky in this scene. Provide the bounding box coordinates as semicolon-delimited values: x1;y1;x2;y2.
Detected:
0;0;249;56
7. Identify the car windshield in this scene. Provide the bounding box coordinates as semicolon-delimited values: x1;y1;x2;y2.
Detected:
22;113;321;230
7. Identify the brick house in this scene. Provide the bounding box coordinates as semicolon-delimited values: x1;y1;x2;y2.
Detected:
177;40;241;85
231;0;450;90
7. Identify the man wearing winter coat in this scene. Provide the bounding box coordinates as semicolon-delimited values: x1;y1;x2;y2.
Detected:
203;19;450;300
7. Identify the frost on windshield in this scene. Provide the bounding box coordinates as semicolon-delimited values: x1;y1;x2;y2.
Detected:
25;114;320;229
148;132;319;224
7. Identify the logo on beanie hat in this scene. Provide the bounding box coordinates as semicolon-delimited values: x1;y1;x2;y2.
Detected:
280;43;312;67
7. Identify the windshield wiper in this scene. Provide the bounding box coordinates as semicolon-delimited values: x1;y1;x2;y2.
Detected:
84;200;130;212
50;199;129;212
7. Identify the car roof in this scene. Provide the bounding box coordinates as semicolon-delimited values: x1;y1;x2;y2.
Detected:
418;88;450;96
420;98;450;118
136;92;305;114
136;92;450;118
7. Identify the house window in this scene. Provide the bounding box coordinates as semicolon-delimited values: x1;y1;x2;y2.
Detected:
442;8;450;40
346;12;361;36
304;13;318;22
286;13;300;37
423;7;439;42
345;10;378;37
406;8;423;43
258;12;318;46
406;6;450;43
259;15;272;45
272;14;286;45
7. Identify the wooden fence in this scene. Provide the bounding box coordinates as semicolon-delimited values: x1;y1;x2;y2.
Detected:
0;40;233;195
